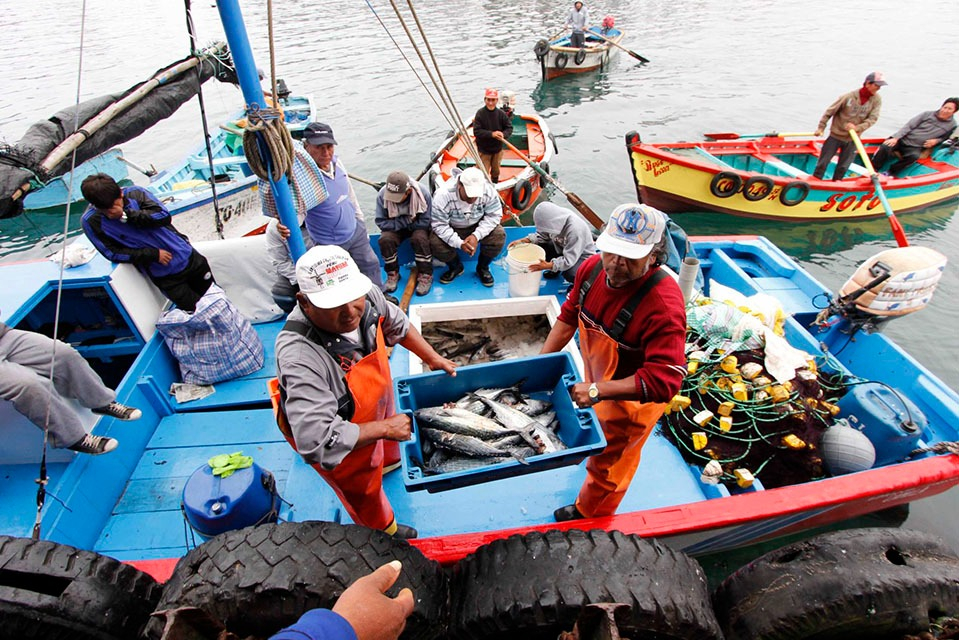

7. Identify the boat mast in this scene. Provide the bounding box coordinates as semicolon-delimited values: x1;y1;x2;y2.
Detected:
215;0;305;260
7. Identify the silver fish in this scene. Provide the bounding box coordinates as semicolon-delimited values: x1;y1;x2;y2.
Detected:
415;407;516;440
468;394;546;454
423;456;502;475
421;427;518;459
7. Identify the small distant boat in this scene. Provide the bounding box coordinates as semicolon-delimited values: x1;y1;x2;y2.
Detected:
625;131;959;221
147;92;316;241
534;26;624;81
424;109;554;221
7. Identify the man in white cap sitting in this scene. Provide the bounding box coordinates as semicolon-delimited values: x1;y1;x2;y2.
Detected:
273;246;456;539
540;204;687;522
430;166;506;287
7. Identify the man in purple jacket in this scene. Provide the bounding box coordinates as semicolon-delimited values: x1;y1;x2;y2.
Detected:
80;174;214;313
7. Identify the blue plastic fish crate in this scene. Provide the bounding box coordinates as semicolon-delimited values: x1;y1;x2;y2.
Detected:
394;352;605;493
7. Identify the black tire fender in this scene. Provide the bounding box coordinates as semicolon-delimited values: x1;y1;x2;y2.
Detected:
512;178;533;211
779;179;810;206
449;529;723;640
574;48;587;65
742;176;775;202
709;171;742;198
144;521;449;640
714;527;959;640
533;39;549;59
555;52;568;69
0;535;161;640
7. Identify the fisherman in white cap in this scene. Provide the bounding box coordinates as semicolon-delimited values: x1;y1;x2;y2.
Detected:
273;246;456;539
541;203;687;522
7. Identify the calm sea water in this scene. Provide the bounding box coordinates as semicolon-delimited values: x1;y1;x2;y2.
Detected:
1;0;956;549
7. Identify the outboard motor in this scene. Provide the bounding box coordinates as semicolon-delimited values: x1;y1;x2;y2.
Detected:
817;246;947;334
500;90;516;119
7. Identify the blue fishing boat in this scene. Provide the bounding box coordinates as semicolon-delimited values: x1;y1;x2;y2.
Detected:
2;224;957;572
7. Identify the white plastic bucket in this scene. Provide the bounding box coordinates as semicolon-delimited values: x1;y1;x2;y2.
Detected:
505;243;547;297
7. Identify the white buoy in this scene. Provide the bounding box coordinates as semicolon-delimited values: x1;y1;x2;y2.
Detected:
821;422;876;475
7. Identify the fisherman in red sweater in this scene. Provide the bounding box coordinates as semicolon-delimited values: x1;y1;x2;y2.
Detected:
541;203;687;521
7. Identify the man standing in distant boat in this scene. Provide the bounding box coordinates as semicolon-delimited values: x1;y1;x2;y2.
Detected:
540;204;686;522
812;71;886;181
430;167;506;287
80;173;214;313
473;88;513;186
375;171;434;297
566;1;590;49
870;97;958;176
299;122;384;289
508;201;597;283
274;246;456;539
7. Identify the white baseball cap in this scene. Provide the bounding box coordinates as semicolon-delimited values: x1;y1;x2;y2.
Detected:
595;204;667;260
458;167;486;198
295;246;373;309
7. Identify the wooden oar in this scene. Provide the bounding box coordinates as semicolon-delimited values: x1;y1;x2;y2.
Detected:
588;30;650;64
349;174;386;191
704;131;816;141
501;138;605;230
848;129;909;248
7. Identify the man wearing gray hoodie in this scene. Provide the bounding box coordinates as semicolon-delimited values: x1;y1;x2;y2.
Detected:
509;202;597;282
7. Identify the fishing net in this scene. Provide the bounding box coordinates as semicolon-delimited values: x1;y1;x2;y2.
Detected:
662;297;849;490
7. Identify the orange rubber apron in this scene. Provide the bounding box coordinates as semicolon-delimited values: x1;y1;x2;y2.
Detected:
575;315;668;518
283;318;399;531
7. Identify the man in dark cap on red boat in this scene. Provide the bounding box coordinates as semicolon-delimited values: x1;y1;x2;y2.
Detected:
812;71;886;181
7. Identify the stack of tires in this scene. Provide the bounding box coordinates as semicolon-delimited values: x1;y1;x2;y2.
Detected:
141;524;722;639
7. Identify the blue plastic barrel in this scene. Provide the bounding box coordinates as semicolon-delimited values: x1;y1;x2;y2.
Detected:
836;383;928;466
181;462;279;538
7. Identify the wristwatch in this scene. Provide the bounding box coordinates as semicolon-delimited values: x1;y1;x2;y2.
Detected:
587;383;600;404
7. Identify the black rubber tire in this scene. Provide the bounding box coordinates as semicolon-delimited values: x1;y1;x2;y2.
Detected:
533;39;550;59
714;527;959;640
555;52;569;69
449;529;723;640
742;176;775;202
709;171;742;198
779;180;810;206
511;178;533;211
574;48;587;65
145;521;448;640
0;535;161;640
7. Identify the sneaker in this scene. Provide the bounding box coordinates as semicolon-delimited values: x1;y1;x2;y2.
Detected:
384;271;400;293
476;266;494;287
92;402;142;421
439;262;464;284
415;273;433;296
542;269;560;280
392;523;418;539
554;504;585;522
68;434;118;455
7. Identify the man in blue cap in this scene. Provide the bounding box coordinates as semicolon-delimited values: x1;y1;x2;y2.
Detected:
300;122;383;290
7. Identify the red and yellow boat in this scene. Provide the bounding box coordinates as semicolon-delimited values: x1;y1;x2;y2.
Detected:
625;131;959;221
